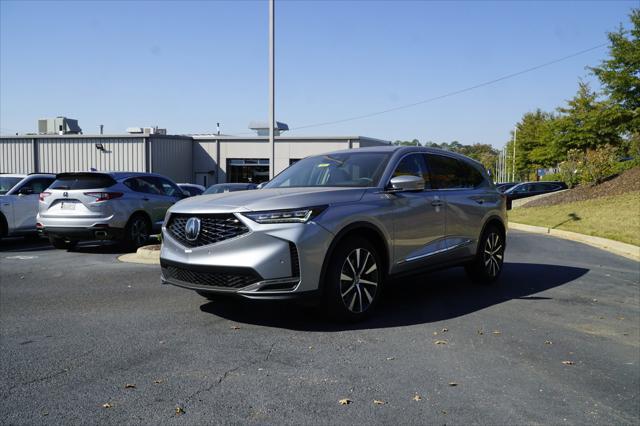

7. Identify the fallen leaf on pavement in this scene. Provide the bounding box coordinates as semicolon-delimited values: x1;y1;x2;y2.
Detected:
433;331;438;336
562;360;575;365
386;357;395;361
434;340;448;345
339;398;351;405
413;394;422;401
175;406;185;415
373;399;385;405
124;384;136;389
492;331;501;335
102;403;113;409
544;341;553;345
441;328;448;333
477;330;484;335
230;325;241;330
448;382;458;387
153;379;164;384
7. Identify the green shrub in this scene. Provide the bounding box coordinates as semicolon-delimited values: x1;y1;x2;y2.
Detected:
541;172;562;182
580;145;618;185
557;149;582;188
611;158;640;175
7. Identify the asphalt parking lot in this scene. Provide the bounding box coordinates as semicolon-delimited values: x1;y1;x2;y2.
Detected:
1;231;638;425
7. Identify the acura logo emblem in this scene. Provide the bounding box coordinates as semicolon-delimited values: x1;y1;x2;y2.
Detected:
185;217;201;241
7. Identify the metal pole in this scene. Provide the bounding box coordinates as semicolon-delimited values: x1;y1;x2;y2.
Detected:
512;127;517;182
268;0;275;180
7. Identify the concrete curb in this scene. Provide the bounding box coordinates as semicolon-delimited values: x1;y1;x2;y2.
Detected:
118;244;161;265
509;222;640;262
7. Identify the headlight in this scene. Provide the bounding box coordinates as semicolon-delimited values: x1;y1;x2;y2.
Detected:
242;206;327;224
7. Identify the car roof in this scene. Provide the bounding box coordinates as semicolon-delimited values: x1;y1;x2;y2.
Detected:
55;171;166;180
321;145;484;165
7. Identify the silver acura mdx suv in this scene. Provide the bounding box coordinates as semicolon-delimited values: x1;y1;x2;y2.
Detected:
38;172;184;249
160;146;507;321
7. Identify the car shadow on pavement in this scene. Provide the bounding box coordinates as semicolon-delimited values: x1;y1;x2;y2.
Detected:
199;262;589;331
0;237;55;252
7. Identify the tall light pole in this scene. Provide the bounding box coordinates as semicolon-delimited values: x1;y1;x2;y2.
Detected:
268;0;275;180
512;127;517;182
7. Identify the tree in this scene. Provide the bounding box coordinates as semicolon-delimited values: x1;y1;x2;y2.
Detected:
393;139;421;146
513;110;556;177
550;82;628;154
590;8;640;111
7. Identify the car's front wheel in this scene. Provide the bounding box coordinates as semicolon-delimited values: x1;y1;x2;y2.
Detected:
465;225;505;284
325;236;383;322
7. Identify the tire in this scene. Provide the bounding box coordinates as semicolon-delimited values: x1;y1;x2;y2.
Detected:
124;214;151;249
49;236;78;250
465;225;505;284
324;236;384;322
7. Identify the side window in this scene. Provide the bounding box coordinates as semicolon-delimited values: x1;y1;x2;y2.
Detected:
23;177;55;193
156;177;181;197
392;154;430;187
457;162;485;188
138;177;163;195
425;155;460;189
124;178;141;192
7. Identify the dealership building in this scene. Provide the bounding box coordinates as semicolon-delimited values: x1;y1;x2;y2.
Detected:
0;126;389;186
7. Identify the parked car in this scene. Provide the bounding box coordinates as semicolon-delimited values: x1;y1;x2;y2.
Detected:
0;173;56;239
178;183;206;197
203;183;257;194
160;146;507;321
495;182;518;193
504;181;567;209
38;172;185;249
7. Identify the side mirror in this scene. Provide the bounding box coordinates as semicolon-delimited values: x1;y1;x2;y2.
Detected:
18;187;34;195
389;175;425;192
256;182;266;189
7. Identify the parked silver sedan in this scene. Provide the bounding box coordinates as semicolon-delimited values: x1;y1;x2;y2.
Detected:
38;172;185;249
160;146;507;321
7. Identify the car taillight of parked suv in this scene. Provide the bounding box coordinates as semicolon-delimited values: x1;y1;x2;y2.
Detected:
160;146;507;322
38;172;185;249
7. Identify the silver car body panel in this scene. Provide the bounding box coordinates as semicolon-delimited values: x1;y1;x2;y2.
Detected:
160;146;507;297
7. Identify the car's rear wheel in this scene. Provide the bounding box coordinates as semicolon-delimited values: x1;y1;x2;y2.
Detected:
49;236;78;250
124;214;151;249
325;236;383;322
465;225;505;284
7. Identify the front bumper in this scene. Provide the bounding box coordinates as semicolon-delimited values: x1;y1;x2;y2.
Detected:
159;213;334;299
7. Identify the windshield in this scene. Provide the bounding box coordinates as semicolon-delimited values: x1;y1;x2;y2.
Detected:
0;177;23;195
204;185;239;194
264;152;391;189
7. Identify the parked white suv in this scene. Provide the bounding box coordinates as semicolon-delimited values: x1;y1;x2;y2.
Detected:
0;174;56;239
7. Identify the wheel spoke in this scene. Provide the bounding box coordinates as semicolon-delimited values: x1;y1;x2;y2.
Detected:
364;262;377;275
340;272;353;281
348;292;357;311
346;257;357;276
341;283;356;297
363;287;374;303
355;248;361;270
359;278;377;286
359;252;370;275
356;286;363;313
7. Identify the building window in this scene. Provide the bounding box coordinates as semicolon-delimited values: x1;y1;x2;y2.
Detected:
226;159;269;183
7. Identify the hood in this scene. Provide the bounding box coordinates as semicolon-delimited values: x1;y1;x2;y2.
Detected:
169;187;368;214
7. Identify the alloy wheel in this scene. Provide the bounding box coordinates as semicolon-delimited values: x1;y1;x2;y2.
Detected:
483;232;503;277
131;218;149;246
340;248;379;313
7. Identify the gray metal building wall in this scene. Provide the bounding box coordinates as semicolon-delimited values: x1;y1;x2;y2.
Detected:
0;138;35;173
37;137;146;173
149;136;193;183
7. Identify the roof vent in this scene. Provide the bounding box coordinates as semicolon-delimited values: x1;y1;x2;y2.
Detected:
248;121;289;136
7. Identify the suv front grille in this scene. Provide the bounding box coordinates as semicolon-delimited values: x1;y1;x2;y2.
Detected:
161;262;261;289
167;213;249;247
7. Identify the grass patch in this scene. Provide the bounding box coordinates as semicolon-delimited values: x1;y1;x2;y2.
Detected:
509;191;640;246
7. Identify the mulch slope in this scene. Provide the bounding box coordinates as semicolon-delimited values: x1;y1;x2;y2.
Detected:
523;166;640;208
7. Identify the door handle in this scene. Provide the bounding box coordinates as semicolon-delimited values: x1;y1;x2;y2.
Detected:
475;198;484;204
431;200;443;207
142;197;150;201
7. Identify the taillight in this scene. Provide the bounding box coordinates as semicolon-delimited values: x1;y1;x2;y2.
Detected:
39;192;51;202
84;192;124;202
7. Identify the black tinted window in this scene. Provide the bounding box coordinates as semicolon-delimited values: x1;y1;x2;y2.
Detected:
51;174;116;190
23;177;54;193
426;155;484;189
392;154;430;187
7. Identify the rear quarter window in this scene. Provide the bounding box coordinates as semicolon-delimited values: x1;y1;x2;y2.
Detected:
51;174;116;190
425;155;485;189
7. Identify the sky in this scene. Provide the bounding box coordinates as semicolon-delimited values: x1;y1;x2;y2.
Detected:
0;0;636;148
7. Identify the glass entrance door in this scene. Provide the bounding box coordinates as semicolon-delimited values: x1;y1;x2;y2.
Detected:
226;159;270;184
